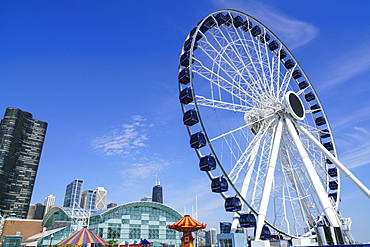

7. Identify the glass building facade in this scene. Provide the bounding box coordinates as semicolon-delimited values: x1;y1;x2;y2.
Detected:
41;202;183;246
80;190;96;210
63;179;84;208
0;107;47;218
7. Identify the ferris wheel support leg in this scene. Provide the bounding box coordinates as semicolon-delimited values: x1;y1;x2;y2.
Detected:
255;119;283;241
285;117;340;227
296;123;370;199
231;140;261;232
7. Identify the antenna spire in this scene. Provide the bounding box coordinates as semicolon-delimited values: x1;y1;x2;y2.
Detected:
156;172;160;186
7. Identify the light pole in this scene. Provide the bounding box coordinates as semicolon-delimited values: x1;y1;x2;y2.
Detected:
49;234;54;247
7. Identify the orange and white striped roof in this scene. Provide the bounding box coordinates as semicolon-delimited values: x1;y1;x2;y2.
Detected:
168;215;206;232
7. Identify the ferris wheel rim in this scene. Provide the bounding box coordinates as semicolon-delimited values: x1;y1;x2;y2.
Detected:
178;9;341;239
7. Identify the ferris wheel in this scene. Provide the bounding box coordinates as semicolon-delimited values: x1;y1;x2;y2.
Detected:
178;9;370;244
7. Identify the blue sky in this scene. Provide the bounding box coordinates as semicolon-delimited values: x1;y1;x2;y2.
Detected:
1;0;370;243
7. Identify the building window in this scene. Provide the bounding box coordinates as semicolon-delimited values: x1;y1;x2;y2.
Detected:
129;224;141;239
219;239;233;247
149;229;159;239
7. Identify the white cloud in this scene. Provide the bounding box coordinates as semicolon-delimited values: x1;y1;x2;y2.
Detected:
336;126;370;169
210;0;318;49
91;116;171;185
331;105;370;130
91;115;151;156
319;45;370;90
119;158;169;180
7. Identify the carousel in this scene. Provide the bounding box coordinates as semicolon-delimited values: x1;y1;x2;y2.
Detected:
56;226;108;245
168;215;206;247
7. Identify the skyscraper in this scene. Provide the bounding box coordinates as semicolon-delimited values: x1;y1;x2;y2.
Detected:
33;203;45;219
80;190;96;210
44;194;55;216
63;179;84;208
94;187;107;210
152;183;163;204
0;107;47;218
205;228;217;245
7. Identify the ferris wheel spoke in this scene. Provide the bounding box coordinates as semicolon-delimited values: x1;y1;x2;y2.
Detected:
270;51;281;99
236;28;273;98
231;135;264;230
217;25;270;97
192;64;252;107
205;23;273;101
193;58;273;108
209;113;276;143
207;23;265;90
247;25;281;100
283;133;330;222
194;95;260;112
279;144;318;231
228;118;275;183
250;28;275;97
280;162;304;235
197;33;264;99
277;65;297;98
195;39;269;107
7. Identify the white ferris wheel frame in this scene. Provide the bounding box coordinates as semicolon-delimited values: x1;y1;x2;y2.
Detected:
178;9;370;242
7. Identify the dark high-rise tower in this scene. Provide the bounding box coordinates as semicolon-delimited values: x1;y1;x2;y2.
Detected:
152;182;163;204
0;107;48;218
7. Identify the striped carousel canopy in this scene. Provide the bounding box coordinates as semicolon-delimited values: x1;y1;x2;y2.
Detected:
168;215;206;232
56;226;108;245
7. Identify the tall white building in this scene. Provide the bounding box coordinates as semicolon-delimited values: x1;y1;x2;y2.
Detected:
44;194;55;216
195;228;206;246
94;187;107;210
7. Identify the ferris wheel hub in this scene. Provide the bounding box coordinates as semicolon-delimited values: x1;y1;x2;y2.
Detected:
244;110;263;135
284;91;305;121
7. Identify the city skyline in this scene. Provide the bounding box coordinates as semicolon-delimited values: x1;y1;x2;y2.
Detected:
1;0;370;244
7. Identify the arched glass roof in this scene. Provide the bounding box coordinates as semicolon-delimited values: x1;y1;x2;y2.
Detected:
91;201;182;219
43;201;182;228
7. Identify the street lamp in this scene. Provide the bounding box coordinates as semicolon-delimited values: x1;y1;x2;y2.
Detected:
49;234;54;247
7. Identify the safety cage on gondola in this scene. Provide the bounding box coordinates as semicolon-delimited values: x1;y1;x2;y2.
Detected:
254;225;271;240
224;196;241;212
239;213;256;228
211;176;228;193
199;155;216;171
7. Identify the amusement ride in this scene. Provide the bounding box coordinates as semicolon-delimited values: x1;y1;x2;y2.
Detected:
177;9;370;245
